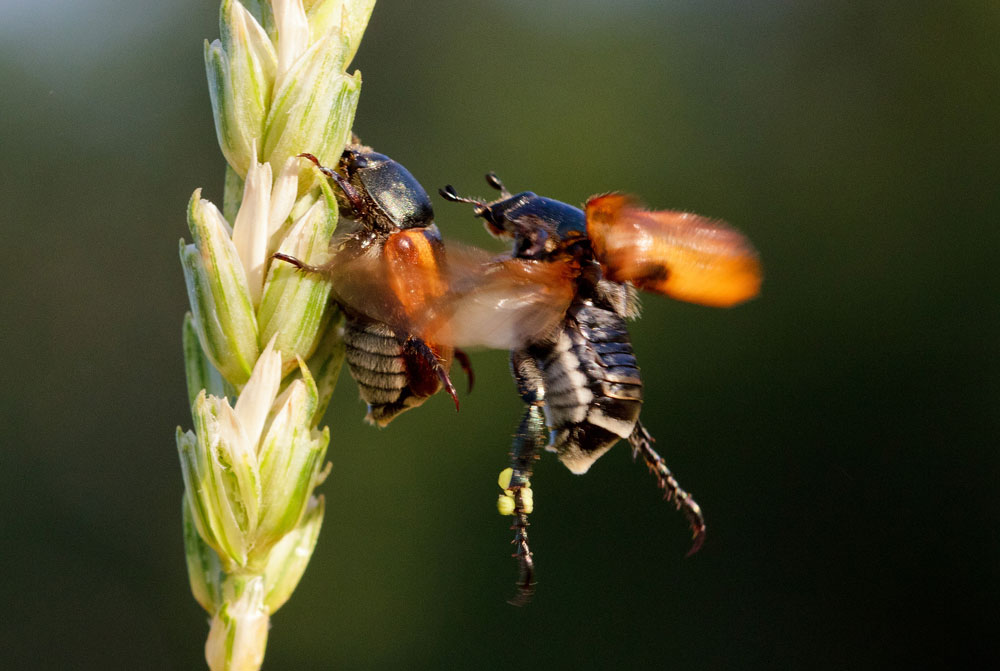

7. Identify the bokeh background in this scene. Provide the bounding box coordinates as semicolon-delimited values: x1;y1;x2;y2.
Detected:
3;1;997;668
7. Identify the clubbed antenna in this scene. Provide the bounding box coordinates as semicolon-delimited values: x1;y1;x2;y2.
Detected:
439;185;482;206
485;172;511;198
439;185;490;218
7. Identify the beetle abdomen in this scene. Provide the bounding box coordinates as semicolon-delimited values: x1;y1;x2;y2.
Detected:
537;302;643;474
343;317;426;426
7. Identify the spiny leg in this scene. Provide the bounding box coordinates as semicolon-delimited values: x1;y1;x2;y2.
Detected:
297;152;371;219
502;350;547;606
628;419;706;556
453;348;475;393
271;252;329;275
404;336;459;411
504;403;545;606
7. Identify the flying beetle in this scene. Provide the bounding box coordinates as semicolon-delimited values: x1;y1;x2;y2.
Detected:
273;143;473;426
437;175;762;604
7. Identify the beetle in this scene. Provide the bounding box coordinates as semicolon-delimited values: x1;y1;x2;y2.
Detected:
273;143;472;426
437;175;761;604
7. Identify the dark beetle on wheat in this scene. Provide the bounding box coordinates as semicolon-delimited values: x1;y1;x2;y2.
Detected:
273;143;472;427
438;175;761;604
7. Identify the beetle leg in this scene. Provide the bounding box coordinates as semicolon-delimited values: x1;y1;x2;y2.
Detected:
298;152;370;219
507;403;544;606
453;348;475;392
504;350;547;606
628;420;706;556
405;336;459;411
271;252;325;274
628;422;705;557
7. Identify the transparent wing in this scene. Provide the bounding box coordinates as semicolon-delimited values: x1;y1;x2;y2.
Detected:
297;240;575;350
421;251;577;349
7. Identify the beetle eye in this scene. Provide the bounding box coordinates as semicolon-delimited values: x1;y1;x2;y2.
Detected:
340;149;368;175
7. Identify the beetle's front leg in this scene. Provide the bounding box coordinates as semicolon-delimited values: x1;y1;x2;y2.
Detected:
298;152;371;220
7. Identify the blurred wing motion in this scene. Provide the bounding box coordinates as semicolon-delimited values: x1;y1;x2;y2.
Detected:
323;245;415;331
423;252;576;349
585;193;762;307
325;240;576;350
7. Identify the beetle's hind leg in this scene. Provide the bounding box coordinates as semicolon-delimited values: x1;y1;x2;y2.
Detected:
500;350;547;606
628;420;707;556
404;336;459;411
453;348;475;392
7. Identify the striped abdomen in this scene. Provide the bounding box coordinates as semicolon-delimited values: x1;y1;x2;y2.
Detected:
535;301;643;474
343;317;434;426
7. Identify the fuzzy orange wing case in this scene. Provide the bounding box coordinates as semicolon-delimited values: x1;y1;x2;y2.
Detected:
585;193;762;307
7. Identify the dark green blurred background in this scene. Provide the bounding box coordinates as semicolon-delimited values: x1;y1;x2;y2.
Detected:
3;1;997;668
